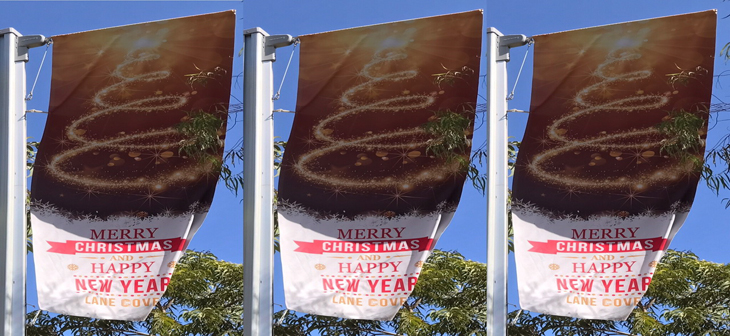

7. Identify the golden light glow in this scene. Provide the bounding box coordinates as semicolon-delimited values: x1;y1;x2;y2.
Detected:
527;46;688;192
46;47;208;191
291;45;458;192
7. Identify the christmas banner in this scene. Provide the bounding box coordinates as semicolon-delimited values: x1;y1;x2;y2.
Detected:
30;11;235;321
512;11;716;320
277;11;482;320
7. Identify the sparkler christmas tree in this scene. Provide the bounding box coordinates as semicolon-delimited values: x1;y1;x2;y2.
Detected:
526;46;691;196
293;47;452;192
284;44;472;217
39;44;220;217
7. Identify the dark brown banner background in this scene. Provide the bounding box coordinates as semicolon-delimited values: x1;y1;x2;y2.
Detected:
512;11;716;217
278;11;483;320
32;12;235;218
279;11;482;218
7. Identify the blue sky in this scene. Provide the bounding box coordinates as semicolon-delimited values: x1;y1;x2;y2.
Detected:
2;0;728;323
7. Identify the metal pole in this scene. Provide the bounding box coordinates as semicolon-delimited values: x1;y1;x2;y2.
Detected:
243;27;293;336
485;28;528;336
0;28;45;336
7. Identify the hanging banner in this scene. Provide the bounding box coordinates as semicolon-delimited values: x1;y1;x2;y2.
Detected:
512;11;716;320
277;11;482;320
30;11;235;321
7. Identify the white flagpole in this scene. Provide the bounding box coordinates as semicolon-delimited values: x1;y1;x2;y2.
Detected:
243;28;294;336
0;28;46;335
485;28;528;336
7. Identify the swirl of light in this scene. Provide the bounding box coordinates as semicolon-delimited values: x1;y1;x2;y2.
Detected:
47;48;208;191
292;47;461;191
527;48;690;192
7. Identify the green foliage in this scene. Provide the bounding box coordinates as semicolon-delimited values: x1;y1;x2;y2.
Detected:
658;57;730;207
654;107;730;208
721;42;730;62
421;109;484;192
431;65;475;89
26;141;38;253
665;65;709;89
220;145;245;195
26;141;38;175
421;110;520;194
704;138;730;206
421;110;472;157
653;108;730;207
27;313;137;336
273;140;285;176
218;138;285;196
655;109;706;171
469;149;489;193
422;110;472;165
175;109;240;193
402;250;486;335
507;140;520;175
175;109;226;164
634;250;730;335
184;65;227;89
25;190;32;253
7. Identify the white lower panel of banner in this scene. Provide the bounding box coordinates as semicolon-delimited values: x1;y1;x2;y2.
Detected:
31;207;206;321
513;209;688;320
279;210;454;320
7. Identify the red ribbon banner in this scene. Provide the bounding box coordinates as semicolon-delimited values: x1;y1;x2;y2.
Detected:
294;237;434;254
528;237;667;254
47;238;187;255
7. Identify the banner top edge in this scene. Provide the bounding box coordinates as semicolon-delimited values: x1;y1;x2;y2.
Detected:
298;9;482;38
51;10;235;39
532;9;716;38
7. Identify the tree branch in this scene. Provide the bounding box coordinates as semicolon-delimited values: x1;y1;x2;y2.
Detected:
642;298;656;312
408;298;422;313
594;328;638;336
163;298;175;312
359;328;405;336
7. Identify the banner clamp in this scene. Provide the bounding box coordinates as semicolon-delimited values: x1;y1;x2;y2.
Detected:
16;34;48;62
490;29;530;62
264;34;296;61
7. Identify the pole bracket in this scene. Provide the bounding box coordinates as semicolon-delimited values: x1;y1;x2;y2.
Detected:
263;34;295;61
16;35;47;62
243;28;296;62
496;34;530;62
